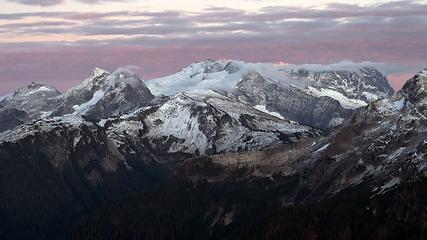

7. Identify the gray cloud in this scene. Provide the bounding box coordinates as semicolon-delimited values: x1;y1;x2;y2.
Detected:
0;12;70;19
6;0;129;6
6;0;64;6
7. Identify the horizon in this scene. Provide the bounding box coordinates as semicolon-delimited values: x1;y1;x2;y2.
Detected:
0;59;422;96
0;0;426;94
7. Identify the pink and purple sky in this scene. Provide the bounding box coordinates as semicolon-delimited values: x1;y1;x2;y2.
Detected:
0;0;426;95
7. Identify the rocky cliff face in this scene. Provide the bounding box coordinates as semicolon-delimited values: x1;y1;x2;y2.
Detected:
0;108;29;132
288;66;394;102
233;71;353;129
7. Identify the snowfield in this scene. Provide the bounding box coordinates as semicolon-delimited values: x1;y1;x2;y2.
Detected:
147;60;393;111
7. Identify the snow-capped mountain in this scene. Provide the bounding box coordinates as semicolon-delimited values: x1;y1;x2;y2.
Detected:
46;67;154;119
0;82;61;119
146;60;394;128
0;83;60;131
146;59;393;106
104;89;319;156
0;68;154;132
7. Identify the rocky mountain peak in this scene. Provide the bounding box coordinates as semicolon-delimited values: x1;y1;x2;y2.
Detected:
13;82;60;97
400;69;427;105
0;82;61;119
76;68;145;92
182;59;240;77
89;67;109;80
37;68;154;120
106;68;147;89
359;66;395;94
241;70;266;83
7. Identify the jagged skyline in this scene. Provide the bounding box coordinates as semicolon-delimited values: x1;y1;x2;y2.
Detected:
0;0;426;94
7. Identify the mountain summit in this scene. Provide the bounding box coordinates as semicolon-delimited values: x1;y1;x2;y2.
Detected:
400;69;427;106
0;82;60;118
47;68;155;119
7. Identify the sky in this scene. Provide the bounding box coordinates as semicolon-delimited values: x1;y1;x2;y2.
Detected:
0;0;426;94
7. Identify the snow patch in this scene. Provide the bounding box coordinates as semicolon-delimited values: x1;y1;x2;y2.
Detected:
307;87;367;109
393;98;405;110
24;86;54;96
0;93;13;102
110;120;144;137
145;99;210;154
254;105;284;119
377;177;401;194
376;98;405;114
329;117;345;127
314;143;330;153
59;114;85;126
72;90;105;114
98;119;108;127
386;147;406;162
418;69;427;77
40;111;53;119
362;91;380;102
73;135;82;148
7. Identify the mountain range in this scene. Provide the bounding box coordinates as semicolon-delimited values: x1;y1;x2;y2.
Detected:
0;60;425;240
